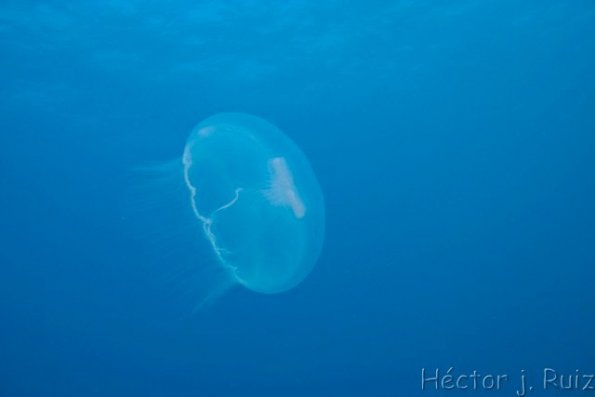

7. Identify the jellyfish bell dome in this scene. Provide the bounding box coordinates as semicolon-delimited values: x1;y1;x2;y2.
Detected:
182;113;325;294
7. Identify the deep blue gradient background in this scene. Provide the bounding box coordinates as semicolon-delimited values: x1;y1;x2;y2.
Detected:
1;1;594;396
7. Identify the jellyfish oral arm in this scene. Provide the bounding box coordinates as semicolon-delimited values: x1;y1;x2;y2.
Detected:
215;188;242;212
183;146;243;278
182;145;207;224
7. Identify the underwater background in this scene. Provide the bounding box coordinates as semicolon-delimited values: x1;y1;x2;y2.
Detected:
1;1;594;396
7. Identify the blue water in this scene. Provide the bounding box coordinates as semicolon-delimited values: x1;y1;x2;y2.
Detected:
1;1;594;396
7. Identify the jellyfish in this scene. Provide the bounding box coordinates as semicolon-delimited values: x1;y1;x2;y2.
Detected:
139;113;325;307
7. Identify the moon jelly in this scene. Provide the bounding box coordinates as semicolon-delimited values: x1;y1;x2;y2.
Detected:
182;113;325;296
